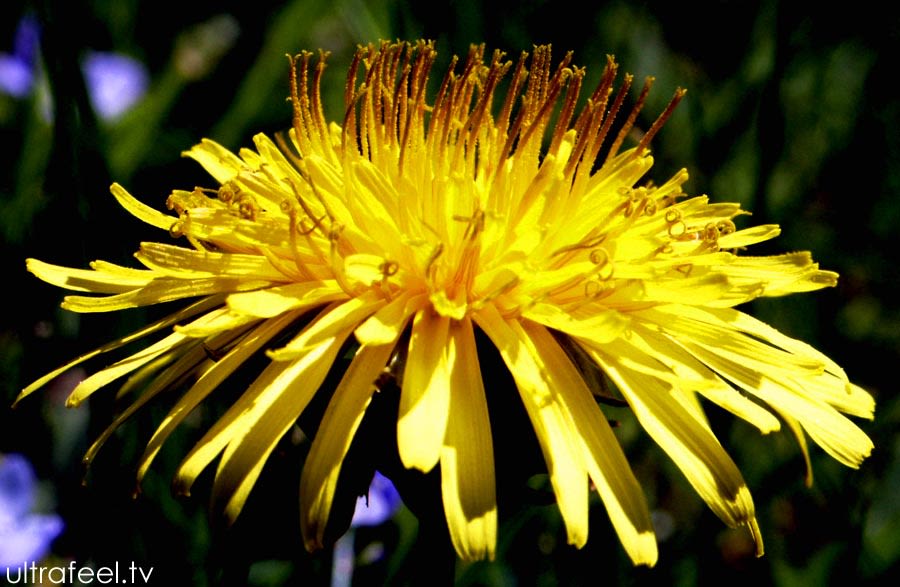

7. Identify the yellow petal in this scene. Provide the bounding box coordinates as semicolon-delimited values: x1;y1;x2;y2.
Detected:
64;322;195;407
182;138;245;184
720;253;838;296
174;301;360;496
355;291;427;346
84;344;208;467
521;321;658;566
174;359;293;496
398;308;451;473
637;306;825;376
716;224;781;249
111;183;176;230
212;334;348;523
173;310;258;338
26;258;152;293
523;301;629;344
440;317;497;561
135;242;290;281
300;342;396;550
589;340;762;553
640;273;736;305
773;408;815;487
267;292;385;360
344;253;390;287
137;311;301;482
62;276;271;313
16;296;224;404
226;281;346;318
474;304;588;547
626;324;781;434
690;342;873;469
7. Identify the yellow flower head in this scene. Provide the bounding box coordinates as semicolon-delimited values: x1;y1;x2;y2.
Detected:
21;40;874;566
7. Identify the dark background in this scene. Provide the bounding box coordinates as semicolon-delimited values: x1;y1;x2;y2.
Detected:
2;0;898;585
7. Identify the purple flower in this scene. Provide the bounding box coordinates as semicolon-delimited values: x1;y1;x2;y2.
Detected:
350;471;402;528
0;15;39;97
81;51;149;121
0;15;148;121
0;454;64;570
332;473;403;587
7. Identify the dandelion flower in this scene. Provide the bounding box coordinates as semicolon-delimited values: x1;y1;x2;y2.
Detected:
19;41;875;566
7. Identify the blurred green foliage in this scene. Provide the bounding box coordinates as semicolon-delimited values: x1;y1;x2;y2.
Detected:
2;0;898;585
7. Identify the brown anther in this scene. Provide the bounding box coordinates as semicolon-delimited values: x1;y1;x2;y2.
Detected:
584;279;604;298
425;243;444;281
236;194;260;221
218;181;239;203
665;208;682;224
609;75;654;162
379;260;399;278
328;223;344;243
667;220;686;238
453;209;486;240
297;216;320;235
589;247;610;266
636;87;687;155
717;220;736;235
169;220;185;238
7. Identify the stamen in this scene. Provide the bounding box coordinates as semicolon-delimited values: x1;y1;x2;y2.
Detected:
608;76;654;162
474;275;520;309
425;243;444;283
564;55;618;180
289;51;317;155
583;279;609;299
717;219;736;235
169;220;185;238
309;50;332;151
327;222;356;296
550;233;606;258
636;87;687;155
453;209;486;241
665;208;682;224
379;260;399;277
217;181;239;203
590;247;614;281
286;177;328;236
282;206;317;281
667;220;687;238
548;65;584;156
675;263;693;276
235;193;260;221
571;71;632;194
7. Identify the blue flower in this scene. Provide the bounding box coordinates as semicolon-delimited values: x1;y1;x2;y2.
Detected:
350;471;402;528
0;454;64;570
0;15;39;97
0;14;148;121
331;472;403;587
81;51;149;121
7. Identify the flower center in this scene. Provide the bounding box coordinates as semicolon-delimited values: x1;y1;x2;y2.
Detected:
277;41;686;320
